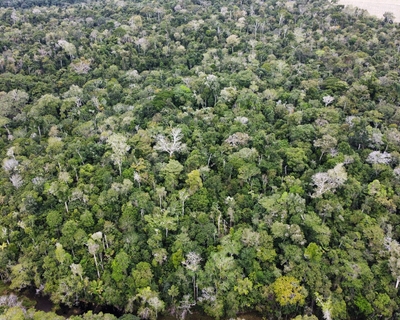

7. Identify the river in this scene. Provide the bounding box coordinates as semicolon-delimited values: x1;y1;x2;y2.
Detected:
338;0;400;22
13;287;264;320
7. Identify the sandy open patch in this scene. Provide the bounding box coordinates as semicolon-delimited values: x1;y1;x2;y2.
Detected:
338;0;400;22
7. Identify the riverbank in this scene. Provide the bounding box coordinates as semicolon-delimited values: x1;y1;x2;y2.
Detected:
0;282;264;320
338;0;400;22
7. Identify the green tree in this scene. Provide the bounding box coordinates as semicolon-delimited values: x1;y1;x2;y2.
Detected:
271;276;307;307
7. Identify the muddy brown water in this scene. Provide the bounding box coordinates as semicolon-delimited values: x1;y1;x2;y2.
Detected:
22;289;264;320
26;293;264;319
338;0;400;22
23;289;54;312
160;312;263;320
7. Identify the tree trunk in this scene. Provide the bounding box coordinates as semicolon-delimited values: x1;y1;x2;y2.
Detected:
93;254;100;278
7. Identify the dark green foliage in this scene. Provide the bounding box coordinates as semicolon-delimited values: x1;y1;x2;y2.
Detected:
0;0;400;319
1;0;84;8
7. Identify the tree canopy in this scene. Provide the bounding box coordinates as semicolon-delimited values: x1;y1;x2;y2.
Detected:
1;0;400;319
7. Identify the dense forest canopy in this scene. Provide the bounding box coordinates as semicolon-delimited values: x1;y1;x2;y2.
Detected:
0;0;85;9
1;0;400;319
